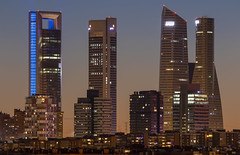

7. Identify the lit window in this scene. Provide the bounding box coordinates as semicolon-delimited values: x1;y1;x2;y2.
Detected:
195;20;199;26
165;21;175;26
179;79;187;81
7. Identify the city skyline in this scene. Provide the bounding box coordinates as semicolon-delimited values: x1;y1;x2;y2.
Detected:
0;0;239;137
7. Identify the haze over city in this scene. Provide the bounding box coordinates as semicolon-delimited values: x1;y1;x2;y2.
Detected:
0;0;239;137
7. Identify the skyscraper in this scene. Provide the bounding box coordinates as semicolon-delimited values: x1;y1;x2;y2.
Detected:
29;11;63;137
130;90;163;134
88;17;117;134
192;17;223;130
29;11;62;109
159;6;189;131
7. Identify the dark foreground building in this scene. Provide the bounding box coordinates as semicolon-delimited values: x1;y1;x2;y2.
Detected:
2;130;240;154
130;90;163;134
0;109;25;141
88;17;117;134
192;17;223;130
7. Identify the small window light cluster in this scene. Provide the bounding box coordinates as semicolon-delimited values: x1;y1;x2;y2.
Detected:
195;20;200;26
88;25;91;31
165;21;175;26
109;24;115;30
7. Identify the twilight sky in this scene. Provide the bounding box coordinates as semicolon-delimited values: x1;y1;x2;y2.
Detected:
0;0;239;137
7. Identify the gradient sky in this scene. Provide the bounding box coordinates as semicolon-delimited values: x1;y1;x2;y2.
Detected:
0;0;239;137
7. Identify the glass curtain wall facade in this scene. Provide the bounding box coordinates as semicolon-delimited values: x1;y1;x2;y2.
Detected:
88;17;117;134
159;6;189;131
29;11;63;138
192;17;223;130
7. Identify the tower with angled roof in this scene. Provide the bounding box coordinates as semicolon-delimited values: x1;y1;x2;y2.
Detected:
159;6;189;131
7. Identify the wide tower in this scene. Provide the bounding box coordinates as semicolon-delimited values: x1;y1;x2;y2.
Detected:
159;6;189;131
192;17;223;130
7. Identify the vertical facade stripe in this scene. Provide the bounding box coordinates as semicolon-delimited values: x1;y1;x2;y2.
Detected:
30;11;37;95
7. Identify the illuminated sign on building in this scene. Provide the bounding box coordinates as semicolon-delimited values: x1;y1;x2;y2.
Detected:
165;21;175;26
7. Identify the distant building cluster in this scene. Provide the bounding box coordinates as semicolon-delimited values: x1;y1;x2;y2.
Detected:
0;5;227;152
1;130;240;154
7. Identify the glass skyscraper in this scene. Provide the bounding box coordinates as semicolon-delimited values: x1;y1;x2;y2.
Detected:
29;10;62;108
88;17;117;134
192;17;223;130
29;11;63;138
159;6;189;131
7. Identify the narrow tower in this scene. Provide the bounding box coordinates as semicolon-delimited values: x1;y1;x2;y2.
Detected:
88;17;117;134
29;11;62;109
159;6;189;131
192;17;223;130
29;11;63;138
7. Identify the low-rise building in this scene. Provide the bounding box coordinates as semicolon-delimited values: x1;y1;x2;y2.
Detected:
25;95;58;140
0;109;25;141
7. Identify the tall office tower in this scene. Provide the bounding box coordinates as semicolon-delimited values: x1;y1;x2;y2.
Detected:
173;84;209;133
24;95;57;140
74;90;112;137
192;17;223;130
130;90;163;134
159;6;189;131
29;10;63;137
29;11;62;109
88;17;117;134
